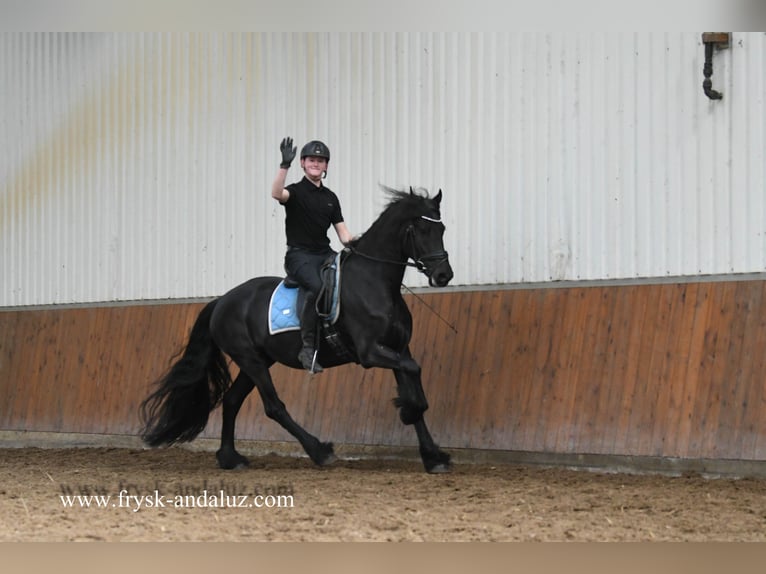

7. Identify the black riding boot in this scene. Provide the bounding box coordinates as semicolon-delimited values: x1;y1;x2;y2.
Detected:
298;295;323;373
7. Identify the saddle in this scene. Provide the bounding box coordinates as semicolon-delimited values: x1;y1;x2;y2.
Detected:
268;251;345;335
268;251;354;362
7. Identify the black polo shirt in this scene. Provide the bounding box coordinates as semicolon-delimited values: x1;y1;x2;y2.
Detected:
283;177;344;252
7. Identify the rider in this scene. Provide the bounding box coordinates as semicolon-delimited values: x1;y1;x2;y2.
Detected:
271;137;353;373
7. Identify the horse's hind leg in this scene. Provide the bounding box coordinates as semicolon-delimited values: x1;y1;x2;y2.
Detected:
239;358;336;467
216;372;256;469
393;359;451;474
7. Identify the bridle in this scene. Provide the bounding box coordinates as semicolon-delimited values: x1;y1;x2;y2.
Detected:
347;215;449;277
405;216;450;274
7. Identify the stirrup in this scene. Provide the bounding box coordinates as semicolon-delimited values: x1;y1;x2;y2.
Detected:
299;347;323;374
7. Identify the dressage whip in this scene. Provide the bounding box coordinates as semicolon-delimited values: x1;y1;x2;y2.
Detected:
401;284;459;335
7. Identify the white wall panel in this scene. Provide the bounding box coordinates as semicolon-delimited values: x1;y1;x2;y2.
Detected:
2;32;766;306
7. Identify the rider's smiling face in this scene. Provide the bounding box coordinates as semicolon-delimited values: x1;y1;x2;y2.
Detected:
301;156;328;182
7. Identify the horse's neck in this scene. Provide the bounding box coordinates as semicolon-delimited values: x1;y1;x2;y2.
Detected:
353;232;407;287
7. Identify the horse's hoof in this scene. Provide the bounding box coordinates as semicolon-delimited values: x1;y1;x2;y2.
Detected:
427;463;451;474
319;452;338;466
311;442;336;467
216;449;250;470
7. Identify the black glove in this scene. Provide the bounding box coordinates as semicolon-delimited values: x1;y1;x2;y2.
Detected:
280;137;297;169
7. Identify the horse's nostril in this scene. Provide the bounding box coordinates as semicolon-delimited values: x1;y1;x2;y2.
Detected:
432;271;453;287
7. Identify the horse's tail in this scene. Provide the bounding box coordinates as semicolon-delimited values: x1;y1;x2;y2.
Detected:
139;299;232;447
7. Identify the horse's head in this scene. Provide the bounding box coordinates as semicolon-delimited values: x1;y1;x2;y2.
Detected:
403;188;454;288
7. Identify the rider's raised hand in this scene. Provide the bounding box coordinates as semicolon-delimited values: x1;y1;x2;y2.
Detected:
280;137;297;169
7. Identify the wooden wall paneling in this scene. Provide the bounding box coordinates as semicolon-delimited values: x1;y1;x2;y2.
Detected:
534;287;570;453
610;285;649;454
606;286;644;452
739;282;766;458
578;288;610;453
3;279;766;463
19;311;39;430
483;291;522;450
622;284;662;455
715;282;761;459
340;369;368;442
667;283;699;455
550;287;590;453
8;311;32;430
553;288;591;452
0;311;21;426
443;291;477;447
311;366;337;441
579;288;606;452
59;308;88;433
686;283;716;458
488;290;525;451
499;289;526;450
471;290;507;448
449;290;485;447
565;288;600;453
108;306;131;433
591;287;624;454
635;285;673;456
562;289;589;453
14;311;41;431
334;366;368;443
322;367;366;443
740;283;766;459
11;310;33;429
737;282;766;459
100;306;127;434
507;288;541;451
645;285;684;456
674;282;710;457
466;289;495;447
738;282;766;460
699;282;737;458
524;289;559;452
87;307;111;432
28;309;61;431
560;288;591;453
660;283;699;457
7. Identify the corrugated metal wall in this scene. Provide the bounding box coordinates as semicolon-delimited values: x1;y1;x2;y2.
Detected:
2;32;765;306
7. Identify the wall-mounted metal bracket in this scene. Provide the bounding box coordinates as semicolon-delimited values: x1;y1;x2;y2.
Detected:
701;32;730;100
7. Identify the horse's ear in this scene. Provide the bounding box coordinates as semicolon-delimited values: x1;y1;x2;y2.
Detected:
434;189;442;204
409;186;414;196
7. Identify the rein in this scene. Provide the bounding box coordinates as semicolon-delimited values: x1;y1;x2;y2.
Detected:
345;247;419;269
343;214;457;334
346;216;449;273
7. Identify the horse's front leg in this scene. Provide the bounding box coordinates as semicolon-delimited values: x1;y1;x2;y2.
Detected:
355;339;420;373
392;354;451;474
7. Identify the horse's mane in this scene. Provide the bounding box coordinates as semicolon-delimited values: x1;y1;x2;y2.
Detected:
380;185;436;213
348;186;438;249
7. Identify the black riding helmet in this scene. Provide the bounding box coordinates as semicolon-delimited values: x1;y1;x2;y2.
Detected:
300;140;331;162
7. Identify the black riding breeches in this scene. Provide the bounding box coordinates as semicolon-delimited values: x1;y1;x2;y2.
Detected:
284;248;335;339
284;247;334;297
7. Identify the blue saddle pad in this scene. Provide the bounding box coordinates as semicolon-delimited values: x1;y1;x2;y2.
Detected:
268;281;301;335
267;254;343;336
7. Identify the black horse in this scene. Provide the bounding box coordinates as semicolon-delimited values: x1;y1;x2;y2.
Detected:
140;187;454;473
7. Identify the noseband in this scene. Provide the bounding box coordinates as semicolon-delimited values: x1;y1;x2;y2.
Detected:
405;217;450;275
